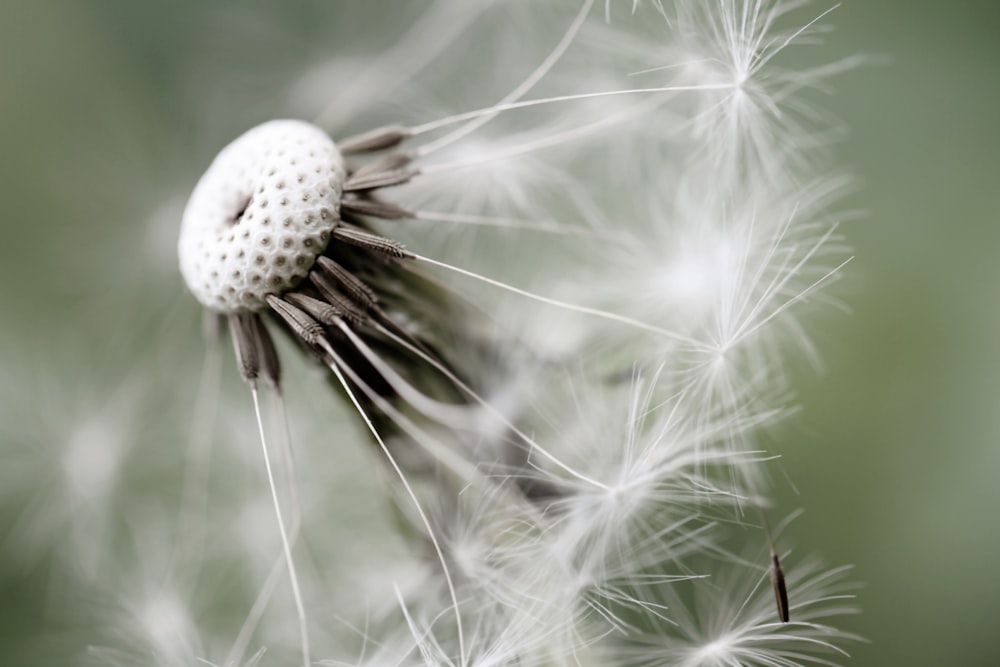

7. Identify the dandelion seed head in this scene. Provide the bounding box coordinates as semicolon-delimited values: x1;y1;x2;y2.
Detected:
178;119;346;313
150;3;858;665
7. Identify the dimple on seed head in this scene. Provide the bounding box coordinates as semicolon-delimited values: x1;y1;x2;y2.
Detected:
178;119;346;313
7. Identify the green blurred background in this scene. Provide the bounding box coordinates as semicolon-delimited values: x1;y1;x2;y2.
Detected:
1;1;998;665
779;2;1000;665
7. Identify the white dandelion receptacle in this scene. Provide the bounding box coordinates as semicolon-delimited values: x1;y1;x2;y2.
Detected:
178;120;346;313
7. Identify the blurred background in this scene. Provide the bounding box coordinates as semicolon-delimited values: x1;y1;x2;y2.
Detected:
1;1;998;665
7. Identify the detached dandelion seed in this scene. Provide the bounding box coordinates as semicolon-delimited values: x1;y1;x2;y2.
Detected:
761;510;791;623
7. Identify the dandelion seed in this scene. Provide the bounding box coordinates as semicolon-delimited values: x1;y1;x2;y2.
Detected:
771;550;790;623
761;510;790;623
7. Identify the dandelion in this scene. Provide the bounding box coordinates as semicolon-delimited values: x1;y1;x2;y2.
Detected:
45;1;864;665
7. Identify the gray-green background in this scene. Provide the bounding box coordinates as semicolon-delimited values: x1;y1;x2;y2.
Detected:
1;1;998;665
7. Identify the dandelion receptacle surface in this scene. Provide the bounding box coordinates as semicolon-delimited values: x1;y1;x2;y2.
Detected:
4;1;1000;666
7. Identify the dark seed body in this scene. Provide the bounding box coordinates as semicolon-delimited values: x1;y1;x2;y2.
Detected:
771;552;790;623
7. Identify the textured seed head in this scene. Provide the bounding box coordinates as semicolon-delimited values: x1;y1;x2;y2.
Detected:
178;119;346;313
